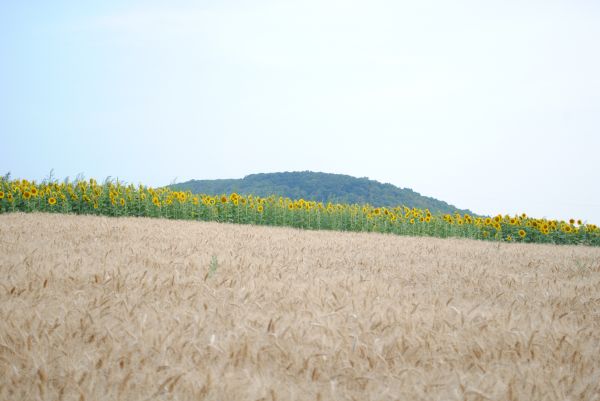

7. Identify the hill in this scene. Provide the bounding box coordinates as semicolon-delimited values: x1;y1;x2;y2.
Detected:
170;171;473;215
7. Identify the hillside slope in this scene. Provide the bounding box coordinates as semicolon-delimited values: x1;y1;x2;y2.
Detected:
171;171;473;214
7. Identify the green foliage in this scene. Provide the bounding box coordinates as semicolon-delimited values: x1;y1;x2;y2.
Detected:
2;177;599;246
170;171;473;215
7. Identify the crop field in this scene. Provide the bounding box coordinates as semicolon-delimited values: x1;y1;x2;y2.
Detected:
1;213;600;400
1;178;599;246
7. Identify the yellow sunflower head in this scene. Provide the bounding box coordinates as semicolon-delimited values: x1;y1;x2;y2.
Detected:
518;229;526;238
48;197;57;205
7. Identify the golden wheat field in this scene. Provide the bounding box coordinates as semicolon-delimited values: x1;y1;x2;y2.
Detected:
1;213;600;401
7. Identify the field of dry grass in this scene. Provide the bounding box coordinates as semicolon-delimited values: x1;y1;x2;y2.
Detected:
1;212;600;400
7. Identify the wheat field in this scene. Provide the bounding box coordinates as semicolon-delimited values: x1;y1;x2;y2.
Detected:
1;213;599;401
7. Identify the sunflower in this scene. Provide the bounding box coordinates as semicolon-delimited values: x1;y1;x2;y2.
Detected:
257;205;264;213
7;193;13;202
410;218;415;225
22;191;31;200
48;197;57;205
0;191;4;199
93;202;99;209
518;229;526;238
506;235;512;242
288;203;294;211
221;196;227;204
31;187;38;196
569;219;575;225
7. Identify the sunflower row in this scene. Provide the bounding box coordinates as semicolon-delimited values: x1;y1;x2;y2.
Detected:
1;178;598;246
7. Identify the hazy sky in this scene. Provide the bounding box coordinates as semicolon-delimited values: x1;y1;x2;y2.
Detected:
1;1;599;222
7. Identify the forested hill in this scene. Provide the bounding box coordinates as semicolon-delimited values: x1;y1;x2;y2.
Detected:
170;171;473;215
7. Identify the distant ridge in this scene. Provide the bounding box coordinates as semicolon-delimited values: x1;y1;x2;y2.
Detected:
170;171;473;215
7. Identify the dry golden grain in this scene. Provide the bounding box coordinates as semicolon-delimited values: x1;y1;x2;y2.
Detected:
1;212;599;400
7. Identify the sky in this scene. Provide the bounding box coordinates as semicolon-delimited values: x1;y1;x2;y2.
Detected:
1;0;599;223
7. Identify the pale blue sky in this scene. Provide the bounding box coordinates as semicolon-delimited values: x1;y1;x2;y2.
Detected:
1;1;599;222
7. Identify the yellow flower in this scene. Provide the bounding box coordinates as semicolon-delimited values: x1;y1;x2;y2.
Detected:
23;191;32;200
221;196;227;204
31;187;38;196
506;235;512;241
120;198;125;206
48;197;57;205
0;190;4;199
93;202;99;209
518;229;526;238
410;218;415;224
257;205;264;213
